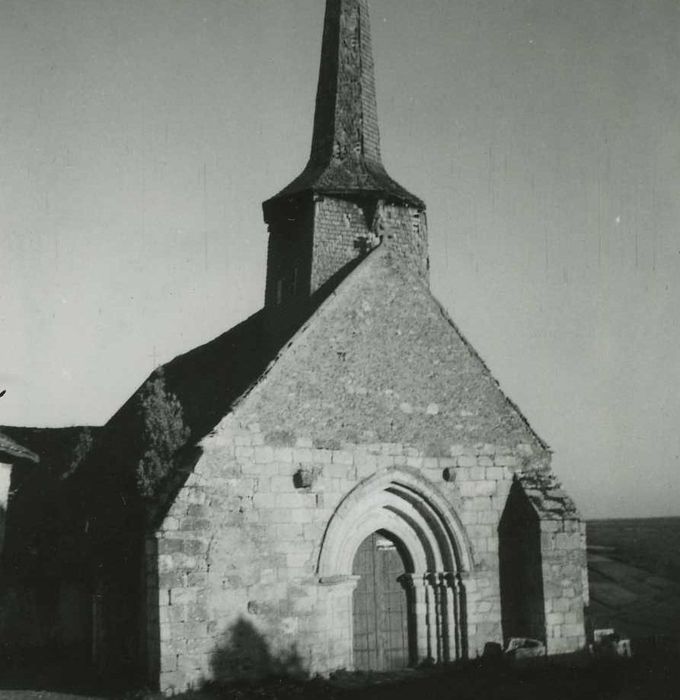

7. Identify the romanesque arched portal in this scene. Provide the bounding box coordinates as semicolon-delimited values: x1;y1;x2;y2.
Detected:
317;468;473;669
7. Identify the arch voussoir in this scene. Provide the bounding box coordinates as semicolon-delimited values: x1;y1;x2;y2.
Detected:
317;467;470;667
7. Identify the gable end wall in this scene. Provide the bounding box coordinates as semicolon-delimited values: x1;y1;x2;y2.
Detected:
147;415;584;693
145;250;585;693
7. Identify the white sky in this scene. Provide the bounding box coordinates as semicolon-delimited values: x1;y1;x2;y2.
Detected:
1;0;679;518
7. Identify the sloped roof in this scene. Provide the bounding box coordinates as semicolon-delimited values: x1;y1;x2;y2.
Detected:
98;258;366;449
0;426;101;579
0;430;39;464
100;310;273;447
86;244;548;514
0;426;100;475
40;244;560;553
518;470;581;520
264;159;424;216
263;0;424;217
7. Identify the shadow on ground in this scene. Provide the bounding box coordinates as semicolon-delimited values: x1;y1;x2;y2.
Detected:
186;649;680;700
1;646;678;699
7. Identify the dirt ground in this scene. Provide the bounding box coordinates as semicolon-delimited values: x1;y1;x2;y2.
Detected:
0;653;679;700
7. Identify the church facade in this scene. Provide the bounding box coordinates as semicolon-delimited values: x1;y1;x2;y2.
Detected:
139;0;588;691
1;0;588;693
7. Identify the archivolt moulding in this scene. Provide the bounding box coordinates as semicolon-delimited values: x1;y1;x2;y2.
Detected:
317;466;473;578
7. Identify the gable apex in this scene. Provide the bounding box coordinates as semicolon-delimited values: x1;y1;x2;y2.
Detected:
236;246;548;452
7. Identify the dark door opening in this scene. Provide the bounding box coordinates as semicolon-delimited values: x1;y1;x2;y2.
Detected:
499;480;546;645
352;531;414;671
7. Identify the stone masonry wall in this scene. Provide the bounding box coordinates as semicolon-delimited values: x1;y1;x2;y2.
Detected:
147;248;586;692
149;417;550;693
311;198;428;295
254;247;542;449
519;472;588;653
310;197;372;294
377;203;429;281
539;517;588;653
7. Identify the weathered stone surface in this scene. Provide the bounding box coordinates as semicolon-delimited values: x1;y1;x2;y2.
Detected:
74;0;589;692
149;403;586;691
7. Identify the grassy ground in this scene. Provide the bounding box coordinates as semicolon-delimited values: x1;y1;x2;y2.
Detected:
153;653;680;700
586;517;680;641
587;518;680;584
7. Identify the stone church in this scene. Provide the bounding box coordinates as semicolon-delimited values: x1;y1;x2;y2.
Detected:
0;0;588;693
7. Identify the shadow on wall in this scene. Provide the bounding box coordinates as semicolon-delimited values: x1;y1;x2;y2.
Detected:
499;478;546;646
209;617;306;684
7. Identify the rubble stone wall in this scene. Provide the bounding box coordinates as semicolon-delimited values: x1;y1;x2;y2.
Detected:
311;198;427;294
144;241;587;694
148;415;572;693
376;203;429;281
311;197;371;293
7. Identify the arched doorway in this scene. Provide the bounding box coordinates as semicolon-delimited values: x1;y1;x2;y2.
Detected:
317;468;474;670
352;531;415;671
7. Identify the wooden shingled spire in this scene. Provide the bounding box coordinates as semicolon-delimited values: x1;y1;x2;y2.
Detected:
264;0;423;218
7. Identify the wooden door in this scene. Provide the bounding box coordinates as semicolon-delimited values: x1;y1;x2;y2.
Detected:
352;532;411;671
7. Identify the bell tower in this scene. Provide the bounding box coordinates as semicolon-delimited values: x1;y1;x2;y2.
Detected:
262;0;428;312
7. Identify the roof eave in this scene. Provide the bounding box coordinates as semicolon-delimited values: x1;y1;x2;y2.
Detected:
0;438;40;465
263;183;425;223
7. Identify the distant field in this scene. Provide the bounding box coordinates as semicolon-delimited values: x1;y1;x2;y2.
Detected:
586;517;680;642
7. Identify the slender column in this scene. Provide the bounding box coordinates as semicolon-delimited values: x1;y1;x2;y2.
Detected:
411;574;429;664
455;572;469;659
424;574;437;662
429;573;443;662
398;573;418;665
443;573;458;661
